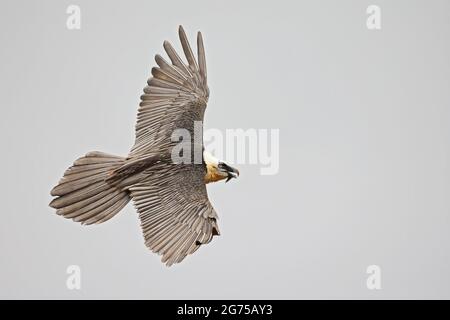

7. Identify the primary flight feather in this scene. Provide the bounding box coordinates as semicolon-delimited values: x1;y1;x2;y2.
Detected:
49;26;239;266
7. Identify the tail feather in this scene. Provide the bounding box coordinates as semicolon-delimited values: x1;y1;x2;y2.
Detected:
49;151;131;225
61;188;122;219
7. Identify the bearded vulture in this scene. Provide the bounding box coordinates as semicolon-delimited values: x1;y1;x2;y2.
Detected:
49;26;239;266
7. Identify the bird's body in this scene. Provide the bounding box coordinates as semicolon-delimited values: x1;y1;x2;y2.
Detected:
49;26;239;266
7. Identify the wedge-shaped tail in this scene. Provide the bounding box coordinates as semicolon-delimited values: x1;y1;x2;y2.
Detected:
49;151;131;225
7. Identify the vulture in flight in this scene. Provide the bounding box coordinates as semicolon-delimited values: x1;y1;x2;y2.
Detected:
49;26;239;266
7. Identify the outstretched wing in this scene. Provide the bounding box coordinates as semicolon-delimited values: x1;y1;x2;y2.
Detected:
129;162;220;266
128;26;219;266
129;25;209;158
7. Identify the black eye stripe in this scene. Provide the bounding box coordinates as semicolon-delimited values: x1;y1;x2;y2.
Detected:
219;163;232;171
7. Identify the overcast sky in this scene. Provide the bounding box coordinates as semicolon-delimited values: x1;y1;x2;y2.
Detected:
1;0;450;299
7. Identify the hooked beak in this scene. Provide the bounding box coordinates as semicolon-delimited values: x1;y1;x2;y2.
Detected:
225;166;240;183
217;162;240;183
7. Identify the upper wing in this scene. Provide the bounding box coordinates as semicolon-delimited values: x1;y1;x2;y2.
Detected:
129;162;220;266
129;25;209;158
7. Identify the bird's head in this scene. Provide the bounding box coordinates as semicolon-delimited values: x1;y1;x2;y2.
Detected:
203;151;239;184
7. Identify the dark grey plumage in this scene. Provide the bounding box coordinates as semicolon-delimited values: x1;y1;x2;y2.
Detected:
49;26;219;266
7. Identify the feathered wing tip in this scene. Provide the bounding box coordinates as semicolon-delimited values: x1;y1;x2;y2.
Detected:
153;216;220;267
178;25;198;72
155;25;208;94
197;31;207;83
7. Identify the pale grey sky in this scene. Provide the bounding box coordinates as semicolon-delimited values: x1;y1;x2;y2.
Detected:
1;0;450;299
